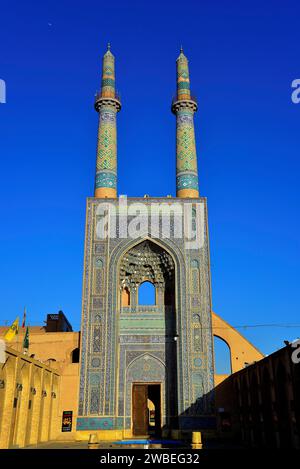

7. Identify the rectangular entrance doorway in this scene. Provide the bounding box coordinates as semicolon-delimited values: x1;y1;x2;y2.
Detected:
132;383;161;436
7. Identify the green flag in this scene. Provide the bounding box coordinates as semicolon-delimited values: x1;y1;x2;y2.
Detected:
23;326;29;350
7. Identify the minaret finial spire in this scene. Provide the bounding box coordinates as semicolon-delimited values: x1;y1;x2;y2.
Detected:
172;50;199;198
94;46;121;198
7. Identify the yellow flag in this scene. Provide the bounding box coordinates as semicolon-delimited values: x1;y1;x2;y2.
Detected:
4;317;19;342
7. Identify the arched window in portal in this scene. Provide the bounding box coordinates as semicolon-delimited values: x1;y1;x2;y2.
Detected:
122;287;130;306
138;281;156;305
213;336;232;375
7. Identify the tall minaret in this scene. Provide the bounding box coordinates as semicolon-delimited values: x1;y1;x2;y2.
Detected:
94;44;121;198
172;48;199;198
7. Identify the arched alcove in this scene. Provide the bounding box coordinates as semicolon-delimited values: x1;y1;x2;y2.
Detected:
126;354;165;435
119;239;175;309
118;239;178;433
138;281;156;305
71;348;80;364
0;364;5;438
276;362;291;448
26;369;42;446
40;372;51;442
50;375;59;440
261;367;275;447
214;336;232;375
0;359;15;448
121;287;130;306
13;364;30;448
250;373;261;446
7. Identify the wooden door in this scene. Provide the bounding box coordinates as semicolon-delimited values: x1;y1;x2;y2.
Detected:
132;384;148;435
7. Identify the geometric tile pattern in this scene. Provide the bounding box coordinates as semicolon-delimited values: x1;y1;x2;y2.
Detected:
77;417;124;430
96;108;117;171
101;48;115;99
95;170;117;189
177;173;199;191
77;197;215;431
176;109;199;192
177;49;191;100
176;111;197;171
95;106;117;190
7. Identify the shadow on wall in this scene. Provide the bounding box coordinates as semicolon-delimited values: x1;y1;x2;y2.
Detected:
157;337;300;449
209;344;300;449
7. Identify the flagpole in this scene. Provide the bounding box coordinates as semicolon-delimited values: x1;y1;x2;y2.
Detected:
21;306;26;354
16;322;20;353
23;325;29;356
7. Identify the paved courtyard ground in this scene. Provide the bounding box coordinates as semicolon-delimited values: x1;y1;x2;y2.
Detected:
25;440;187;449
24;439;244;450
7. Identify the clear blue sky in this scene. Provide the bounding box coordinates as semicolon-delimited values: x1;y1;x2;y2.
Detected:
0;0;299;359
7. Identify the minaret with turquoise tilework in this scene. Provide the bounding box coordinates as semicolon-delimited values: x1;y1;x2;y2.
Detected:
172;48;199;198
94;44;121;198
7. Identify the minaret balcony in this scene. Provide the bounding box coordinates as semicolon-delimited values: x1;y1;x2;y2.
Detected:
171;94;198;113
94;91;121;112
